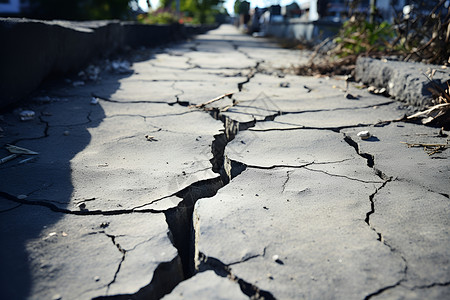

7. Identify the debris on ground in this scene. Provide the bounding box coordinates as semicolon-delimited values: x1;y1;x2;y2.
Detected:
6;144;39;155
0;145;39;165
401;141;449;156
90;97;99;105
407;81;450;129
357;131;371;140
19;110;35;121
189;93;234;110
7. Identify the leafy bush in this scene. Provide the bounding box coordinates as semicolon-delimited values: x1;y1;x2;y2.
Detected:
138;9;180;24
334;16;395;57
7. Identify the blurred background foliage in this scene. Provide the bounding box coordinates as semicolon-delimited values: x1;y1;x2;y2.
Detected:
138;0;228;24
24;0;228;24
26;0;137;20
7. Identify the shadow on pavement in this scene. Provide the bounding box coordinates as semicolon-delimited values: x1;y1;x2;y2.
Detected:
0;66;135;298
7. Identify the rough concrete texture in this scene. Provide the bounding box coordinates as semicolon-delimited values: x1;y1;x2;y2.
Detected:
355;57;450;108
161;270;248;300
1;25;449;300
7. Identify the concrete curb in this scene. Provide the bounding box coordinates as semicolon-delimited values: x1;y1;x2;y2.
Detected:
355;57;449;108
0;18;216;109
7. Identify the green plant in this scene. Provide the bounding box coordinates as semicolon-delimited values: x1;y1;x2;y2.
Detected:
334;16;395;57
138;9;180;24
26;0;137;20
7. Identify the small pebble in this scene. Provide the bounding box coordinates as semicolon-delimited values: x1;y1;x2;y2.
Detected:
63;131;70;136
17;194;27;200
52;294;62;300
100;222;110;228
345;93;359;100
357;130;371;140
94;276;100;282
90;97;99;105
19;110;35;121
272;255;279;261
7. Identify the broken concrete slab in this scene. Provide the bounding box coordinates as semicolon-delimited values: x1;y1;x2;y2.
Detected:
371;180;450;287
247;102;405;130
161;270;247;300
5;109;222;211
342;123;450;195
0;204;181;299
225;128;383;183
1;23;448;300
194;168;404;299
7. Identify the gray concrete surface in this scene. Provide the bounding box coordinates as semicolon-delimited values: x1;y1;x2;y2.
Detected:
355;57;450;108
0;24;449;300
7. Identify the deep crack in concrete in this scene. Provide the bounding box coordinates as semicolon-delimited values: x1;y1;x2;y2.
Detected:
342;134;411;299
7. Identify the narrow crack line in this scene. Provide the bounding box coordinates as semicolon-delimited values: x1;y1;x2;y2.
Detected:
130;193;179;210
343;133;409;300
142;111;194;118
411;281;450;289
0;203;22;213
229;100;396;118
227;247;267;266
304;166;384;183
281;170;291;193
280;101;397;115
229;158;352;173
364;254;408;299
124;236;155;252
130;171;218;211
39;115;50;137
222;110;276;119
197;252;276;300
4;117;49;146
249;121;393;133
365;179;392;228
170;81;188;106
314;158;354;164
231;103;280;114
364;280;403;300
104;232;127;294
92;93;172;105
227;253;263;266
250;126;306;132
237;61;262;92
343;133;391;181
0;191;162;215
246;162;314;170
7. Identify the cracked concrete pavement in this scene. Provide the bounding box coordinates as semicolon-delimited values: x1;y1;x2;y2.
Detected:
0;24;449;299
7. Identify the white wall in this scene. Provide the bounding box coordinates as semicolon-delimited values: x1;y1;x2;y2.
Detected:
309;0;319;21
